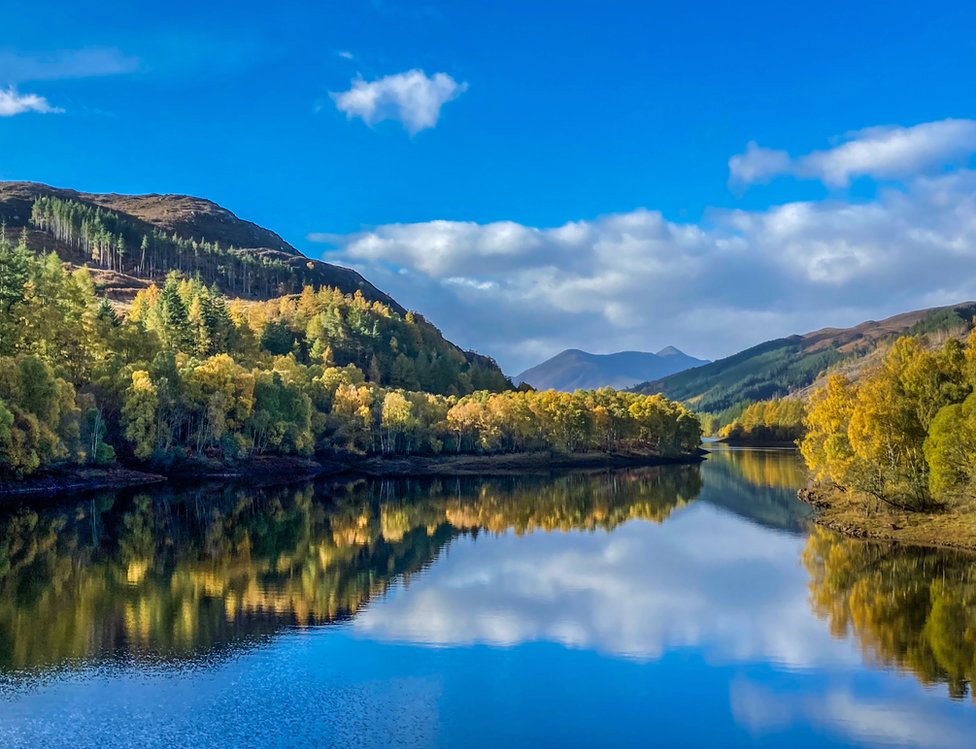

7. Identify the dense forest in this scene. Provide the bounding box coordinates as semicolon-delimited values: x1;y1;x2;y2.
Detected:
634;336;844;413
0;228;701;479
801;334;976;510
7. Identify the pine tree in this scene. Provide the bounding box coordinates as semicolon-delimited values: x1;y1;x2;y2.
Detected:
160;275;194;352
97;297;120;327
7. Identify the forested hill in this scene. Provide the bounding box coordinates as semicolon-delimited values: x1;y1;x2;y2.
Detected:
632;302;976;414
0;181;401;308
0;197;706;481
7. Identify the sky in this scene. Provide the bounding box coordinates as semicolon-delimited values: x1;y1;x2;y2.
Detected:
3;1;976;373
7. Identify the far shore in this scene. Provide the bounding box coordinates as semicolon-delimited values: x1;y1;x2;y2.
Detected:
798;484;976;553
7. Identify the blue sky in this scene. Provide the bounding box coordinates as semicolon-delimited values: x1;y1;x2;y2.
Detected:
4;1;976;371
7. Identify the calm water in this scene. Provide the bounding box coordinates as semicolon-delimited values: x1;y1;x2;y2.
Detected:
0;447;974;748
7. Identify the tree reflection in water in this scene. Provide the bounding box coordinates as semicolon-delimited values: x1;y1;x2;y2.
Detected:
0;466;702;672
803;527;976;700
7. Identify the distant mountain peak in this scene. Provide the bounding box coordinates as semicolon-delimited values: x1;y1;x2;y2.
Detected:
655;345;685;357
515;347;709;392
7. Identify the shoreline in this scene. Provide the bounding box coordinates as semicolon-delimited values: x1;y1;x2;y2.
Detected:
340;449;705;477
797;485;976;553
0;450;704;499
0;466;167;500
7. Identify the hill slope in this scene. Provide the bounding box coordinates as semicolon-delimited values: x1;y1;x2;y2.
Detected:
516;347;708;391
0;181;401;309
633;303;976;413
0;181;508;385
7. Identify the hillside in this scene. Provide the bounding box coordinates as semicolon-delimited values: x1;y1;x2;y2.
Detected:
0;181;508;386
515;347;708;391
633;302;976;413
0;181;401;309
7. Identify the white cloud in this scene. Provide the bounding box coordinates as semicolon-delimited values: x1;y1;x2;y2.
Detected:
730;119;976;186
0;47;139;83
331;69;467;134
319;165;976;372
728;141;791;185
0;87;62;116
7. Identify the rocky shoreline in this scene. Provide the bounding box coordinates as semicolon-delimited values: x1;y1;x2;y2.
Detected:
797;484;976;553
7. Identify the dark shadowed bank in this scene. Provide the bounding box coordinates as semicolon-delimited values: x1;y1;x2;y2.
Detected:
716;437;799;448
0;449;707;500
0;466;167;498
343;448;707;477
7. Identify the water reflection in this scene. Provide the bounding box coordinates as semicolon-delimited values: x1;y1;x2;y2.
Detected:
0;466;701;672
0;447;973;744
803;527;976;700
352;491;832;664
699;446;813;531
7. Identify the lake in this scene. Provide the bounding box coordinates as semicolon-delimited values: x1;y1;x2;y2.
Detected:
0;447;973;748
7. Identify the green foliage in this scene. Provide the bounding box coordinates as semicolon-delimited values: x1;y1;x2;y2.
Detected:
907;304;976;337
0;356;81;477
924;392;976;500
801;334;976;509
0;225;701;477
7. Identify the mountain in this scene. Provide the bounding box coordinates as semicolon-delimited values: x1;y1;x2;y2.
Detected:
632;302;976;413
515;347;709;391
0;181;401;309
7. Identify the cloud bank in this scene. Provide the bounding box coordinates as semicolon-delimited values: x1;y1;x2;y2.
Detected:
331;69;467;134
320;155;976;372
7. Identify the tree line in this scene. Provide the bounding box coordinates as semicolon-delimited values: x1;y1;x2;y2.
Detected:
0;229;701;477
718;398;806;444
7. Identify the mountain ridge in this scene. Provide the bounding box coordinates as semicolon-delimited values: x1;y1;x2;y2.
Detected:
632;302;976;413
0;181;402;311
